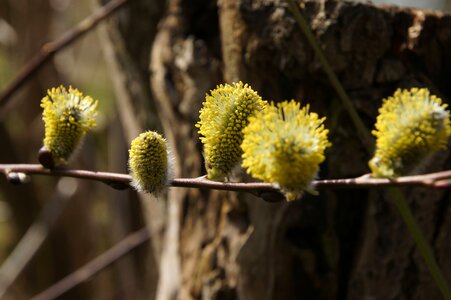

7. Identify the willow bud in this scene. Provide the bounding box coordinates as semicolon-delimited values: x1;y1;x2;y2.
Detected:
241;100;331;201
40;86;98;168
128;131;173;195
369;88;451;178
196;82;266;181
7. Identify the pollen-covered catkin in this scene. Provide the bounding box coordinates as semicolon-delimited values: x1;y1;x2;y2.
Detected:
40;86;98;167
196;82;267;181
241;100;331;201
369;88;451;178
128;131;172;195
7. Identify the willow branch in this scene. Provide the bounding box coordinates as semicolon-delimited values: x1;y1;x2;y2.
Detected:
30;227;150;300
0;0;129;113
1;164;450;198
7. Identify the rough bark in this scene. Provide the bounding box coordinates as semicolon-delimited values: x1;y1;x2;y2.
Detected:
112;0;451;299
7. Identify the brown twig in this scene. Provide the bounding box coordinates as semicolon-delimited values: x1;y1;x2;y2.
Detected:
314;171;451;189
30;227;150;300
0;0;129;113
1;164;450;197
0;164;131;189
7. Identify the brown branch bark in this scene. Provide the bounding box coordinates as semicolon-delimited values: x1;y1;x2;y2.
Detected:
1;164;450;199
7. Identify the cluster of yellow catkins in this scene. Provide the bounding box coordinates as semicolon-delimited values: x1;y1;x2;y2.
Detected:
40;84;450;201
196;83;331;200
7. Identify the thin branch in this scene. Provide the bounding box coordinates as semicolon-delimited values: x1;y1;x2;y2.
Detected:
1;164;450;198
0;164;131;188
0;0;129;113
314;172;451;189
30;227;150;300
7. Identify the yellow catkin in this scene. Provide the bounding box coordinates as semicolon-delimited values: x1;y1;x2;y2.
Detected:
369;88;451;178
128;131;172;194
196;82;267;181
41;85;97;166
241;100;331;201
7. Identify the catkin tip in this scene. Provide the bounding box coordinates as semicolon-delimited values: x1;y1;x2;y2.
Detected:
369;88;451;178
196;81;267;181
40;85;98;167
128;131;173;195
241;100;330;201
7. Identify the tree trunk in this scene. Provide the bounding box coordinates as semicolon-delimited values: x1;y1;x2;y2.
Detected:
109;0;451;299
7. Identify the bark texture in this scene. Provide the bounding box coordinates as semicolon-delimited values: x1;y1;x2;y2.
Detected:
111;0;451;299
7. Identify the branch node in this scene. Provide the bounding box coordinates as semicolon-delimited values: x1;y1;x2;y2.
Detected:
38;147;55;169
432;179;451;188
258;191;285;203
105;181;130;190
6;172;30;185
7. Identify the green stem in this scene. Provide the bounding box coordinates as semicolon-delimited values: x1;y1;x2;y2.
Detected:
388;188;451;300
285;0;451;298
285;0;373;153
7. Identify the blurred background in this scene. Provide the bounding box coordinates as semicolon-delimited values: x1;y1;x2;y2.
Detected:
0;0;450;299
0;1;150;299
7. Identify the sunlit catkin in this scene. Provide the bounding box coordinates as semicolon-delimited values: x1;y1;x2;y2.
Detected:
241;100;331;201
196;82;267;181
369;88;451;178
40;86;98;168
128;131;172;195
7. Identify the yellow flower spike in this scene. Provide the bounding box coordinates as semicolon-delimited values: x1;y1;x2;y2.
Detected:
241;100;331;201
128;131;173;195
369;88;451;178
196;82;267;181
40;85;98;168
